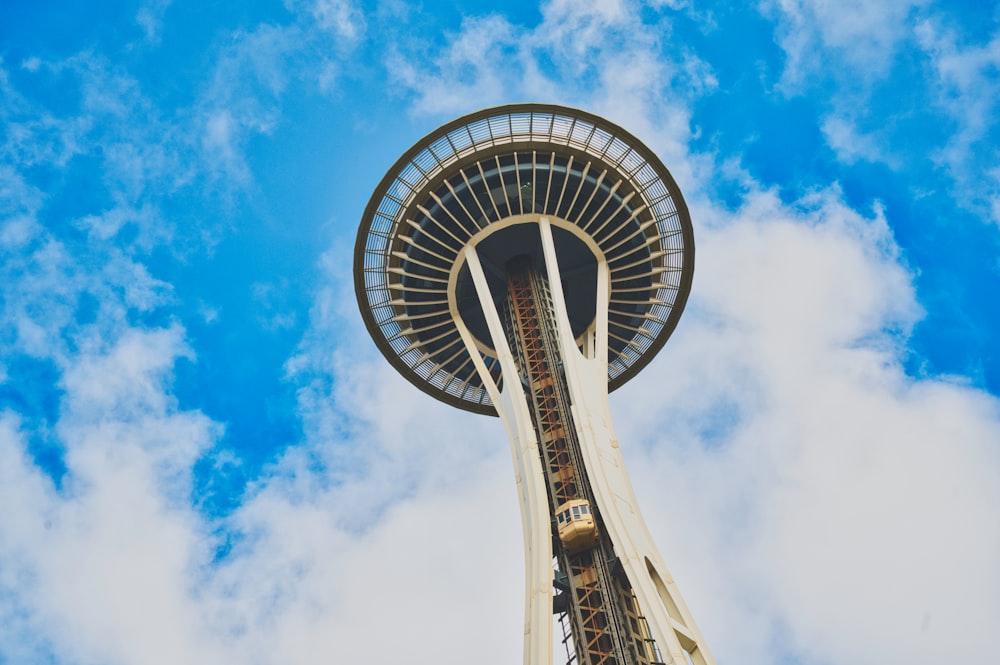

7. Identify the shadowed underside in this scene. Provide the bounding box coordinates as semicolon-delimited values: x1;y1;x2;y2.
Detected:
354;104;694;414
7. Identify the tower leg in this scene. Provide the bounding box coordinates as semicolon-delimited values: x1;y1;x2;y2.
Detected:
537;219;716;665
456;245;555;665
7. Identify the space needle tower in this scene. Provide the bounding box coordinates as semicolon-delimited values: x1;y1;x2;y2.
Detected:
354;104;714;665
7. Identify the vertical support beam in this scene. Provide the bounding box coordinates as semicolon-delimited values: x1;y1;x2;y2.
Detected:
537;219;716;665
594;245;609;369
458;245;555;665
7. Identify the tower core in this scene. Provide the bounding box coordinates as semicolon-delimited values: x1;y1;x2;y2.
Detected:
354;104;713;665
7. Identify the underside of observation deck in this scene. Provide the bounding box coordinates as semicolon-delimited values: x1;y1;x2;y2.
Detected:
355;104;694;415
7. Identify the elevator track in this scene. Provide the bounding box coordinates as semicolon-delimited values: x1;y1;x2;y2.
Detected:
501;256;662;665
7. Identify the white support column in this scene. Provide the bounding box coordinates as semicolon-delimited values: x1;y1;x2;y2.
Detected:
594;241;610;368
537;219;716;665
459;245;555;665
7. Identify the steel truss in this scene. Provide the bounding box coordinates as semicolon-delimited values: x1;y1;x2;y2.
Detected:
504;256;657;665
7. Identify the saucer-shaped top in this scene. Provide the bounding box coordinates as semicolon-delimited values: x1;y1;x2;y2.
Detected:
354;104;694;415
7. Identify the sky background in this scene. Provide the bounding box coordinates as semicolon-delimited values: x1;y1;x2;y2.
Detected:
1;1;999;664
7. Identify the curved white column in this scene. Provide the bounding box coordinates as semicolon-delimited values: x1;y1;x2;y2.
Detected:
538;219;715;665
457;245;554;665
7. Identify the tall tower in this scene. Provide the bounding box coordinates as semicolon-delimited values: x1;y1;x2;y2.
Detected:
354;104;714;665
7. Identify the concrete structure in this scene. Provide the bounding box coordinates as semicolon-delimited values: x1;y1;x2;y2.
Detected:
354;104;714;665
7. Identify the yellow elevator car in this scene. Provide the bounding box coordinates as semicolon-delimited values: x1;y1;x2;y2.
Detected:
555;498;599;554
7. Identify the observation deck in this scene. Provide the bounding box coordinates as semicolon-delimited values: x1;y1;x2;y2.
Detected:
354;103;694;414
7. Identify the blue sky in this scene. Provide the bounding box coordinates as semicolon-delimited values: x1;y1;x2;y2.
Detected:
1;1;998;664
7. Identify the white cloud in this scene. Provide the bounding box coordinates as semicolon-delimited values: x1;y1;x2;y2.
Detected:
195;26;294;185
988;166;1000;226
539;0;632;59
0;67;89;170
761;4;1000;226
821;114;898;167
0;214;172;364
136;0;173;44
201;108;249;183
389;0;698;113
0;165;44;247
194;451;524;665
915;19;1000;224
61;327;192;422
0;328;222;665
387;14;526;116
286;0;366;42
386;0;713;191
192;8;363;184
763;0;928;86
0;294;528;665
1;54;209;252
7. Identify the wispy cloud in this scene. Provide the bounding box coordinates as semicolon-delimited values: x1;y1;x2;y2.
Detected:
915;18;1000;224
136;0;173;44
763;0;928;87
761;1;1000;226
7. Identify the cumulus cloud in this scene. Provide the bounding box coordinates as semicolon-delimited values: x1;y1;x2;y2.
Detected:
0;273;527;665
0;327;221;665
0;201;172;365
611;182;1000;663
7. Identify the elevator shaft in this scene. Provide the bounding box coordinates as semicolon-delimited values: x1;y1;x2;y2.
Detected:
501;256;661;665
